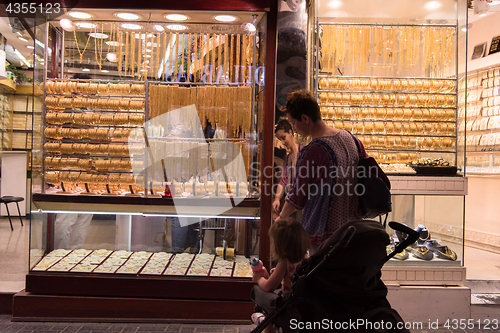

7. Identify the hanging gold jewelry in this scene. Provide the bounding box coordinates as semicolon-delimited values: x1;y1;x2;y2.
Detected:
236;34;241;83
398;27;405;73
187;33;191;82
74;27;92;62
124;32;129;76
117;31;123;73
130;32;135;77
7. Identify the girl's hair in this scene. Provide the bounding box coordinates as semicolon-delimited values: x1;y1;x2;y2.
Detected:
269;217;310;264
275;119;293;135
281;90;321;123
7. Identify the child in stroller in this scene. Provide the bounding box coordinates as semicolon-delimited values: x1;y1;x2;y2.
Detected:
251;217;310;332
251;219;419;333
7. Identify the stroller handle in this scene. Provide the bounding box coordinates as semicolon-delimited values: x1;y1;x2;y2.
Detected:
386;222;420;262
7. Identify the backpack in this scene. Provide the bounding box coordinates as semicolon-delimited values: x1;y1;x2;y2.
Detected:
353;137;392;219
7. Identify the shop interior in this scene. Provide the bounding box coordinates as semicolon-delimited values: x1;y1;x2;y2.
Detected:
0;0;499;321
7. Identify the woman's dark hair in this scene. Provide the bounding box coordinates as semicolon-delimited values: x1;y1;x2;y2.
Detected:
281;90;320;122
275;119;293;135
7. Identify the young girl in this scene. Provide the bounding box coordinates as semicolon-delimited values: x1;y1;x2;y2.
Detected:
251;217;310;330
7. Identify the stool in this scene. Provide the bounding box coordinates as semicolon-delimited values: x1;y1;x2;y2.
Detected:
0;196;24;231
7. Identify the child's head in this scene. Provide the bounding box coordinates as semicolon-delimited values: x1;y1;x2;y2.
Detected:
269;217;310;263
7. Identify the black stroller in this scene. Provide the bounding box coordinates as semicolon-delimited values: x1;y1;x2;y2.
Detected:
250;220;419;333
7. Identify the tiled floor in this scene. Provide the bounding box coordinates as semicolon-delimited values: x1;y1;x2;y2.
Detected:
1;217;499;332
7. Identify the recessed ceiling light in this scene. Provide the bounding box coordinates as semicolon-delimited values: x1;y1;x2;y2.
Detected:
75;22;96;29
115;12;141;20
154;25;165;32
105;41;121;47
60;18;75;31
166;24;187;31
146;49;152;52
26;45;34;49
68;12;92;19
135;33;154;39
164;14;189;21
144;54;151;58
106;53;117;62
214;15;238;22
490;0;500;5
82;68;90;72
89;32;109;39
121;23;142;30
100;69;109;73
18;37;28;42
424;1;442;10
328;0;343;9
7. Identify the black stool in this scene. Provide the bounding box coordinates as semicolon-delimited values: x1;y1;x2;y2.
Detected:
0;196;24;231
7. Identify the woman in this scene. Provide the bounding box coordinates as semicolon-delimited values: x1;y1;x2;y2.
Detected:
276;90;365;251
272;119;302;218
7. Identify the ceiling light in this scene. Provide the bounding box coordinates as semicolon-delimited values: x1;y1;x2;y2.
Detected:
105;41;121;47
89;32;109;39
82;68;90;72
490;0;500;5
75;22;96;29
60;18;75;31
154;25;165;32
18;37;28;42
121;23;142;30
241;22;256;34
144;54;151;58
106;53;117;62
135;33;154;39
166;24;187;31
115;12;141;20
68;12;92;19
164;14;189;21
424;1;442;10
100;69;109;73
328;0;343;9
146;42;158;47
26;45;34;49
214;15;238;22
146;49;152;52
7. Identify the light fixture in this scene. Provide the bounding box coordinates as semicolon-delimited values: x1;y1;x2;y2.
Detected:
146;49;152;52
241;22;256;34
82;68;90;72
68;11;92;19
144;54;151;58
146;42;158;47
89;32;109;39
114;12;141;20
164;14;189;21
26;45;34;49
106;53;117;62
214;15;238;22
424;1;442;10
490;0;500;5
105;41;121;47
154;25;165;32
75;22;96;29
60;18;75;31
328;0;343;9
166;24;187;31
121;23;142;30
135;33;154;39
100;69;109;73
18;37;28;42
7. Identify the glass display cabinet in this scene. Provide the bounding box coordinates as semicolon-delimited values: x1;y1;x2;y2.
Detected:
309;0;467;283
17;1;277;322
459;65;500;174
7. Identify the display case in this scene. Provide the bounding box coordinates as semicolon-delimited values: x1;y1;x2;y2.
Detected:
17;1;277;322
309;0;467;277
459;65;500;174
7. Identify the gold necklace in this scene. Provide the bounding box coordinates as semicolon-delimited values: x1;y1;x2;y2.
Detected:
74;28;92;62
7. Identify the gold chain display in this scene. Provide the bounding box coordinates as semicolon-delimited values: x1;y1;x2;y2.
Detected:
320;23;455;76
